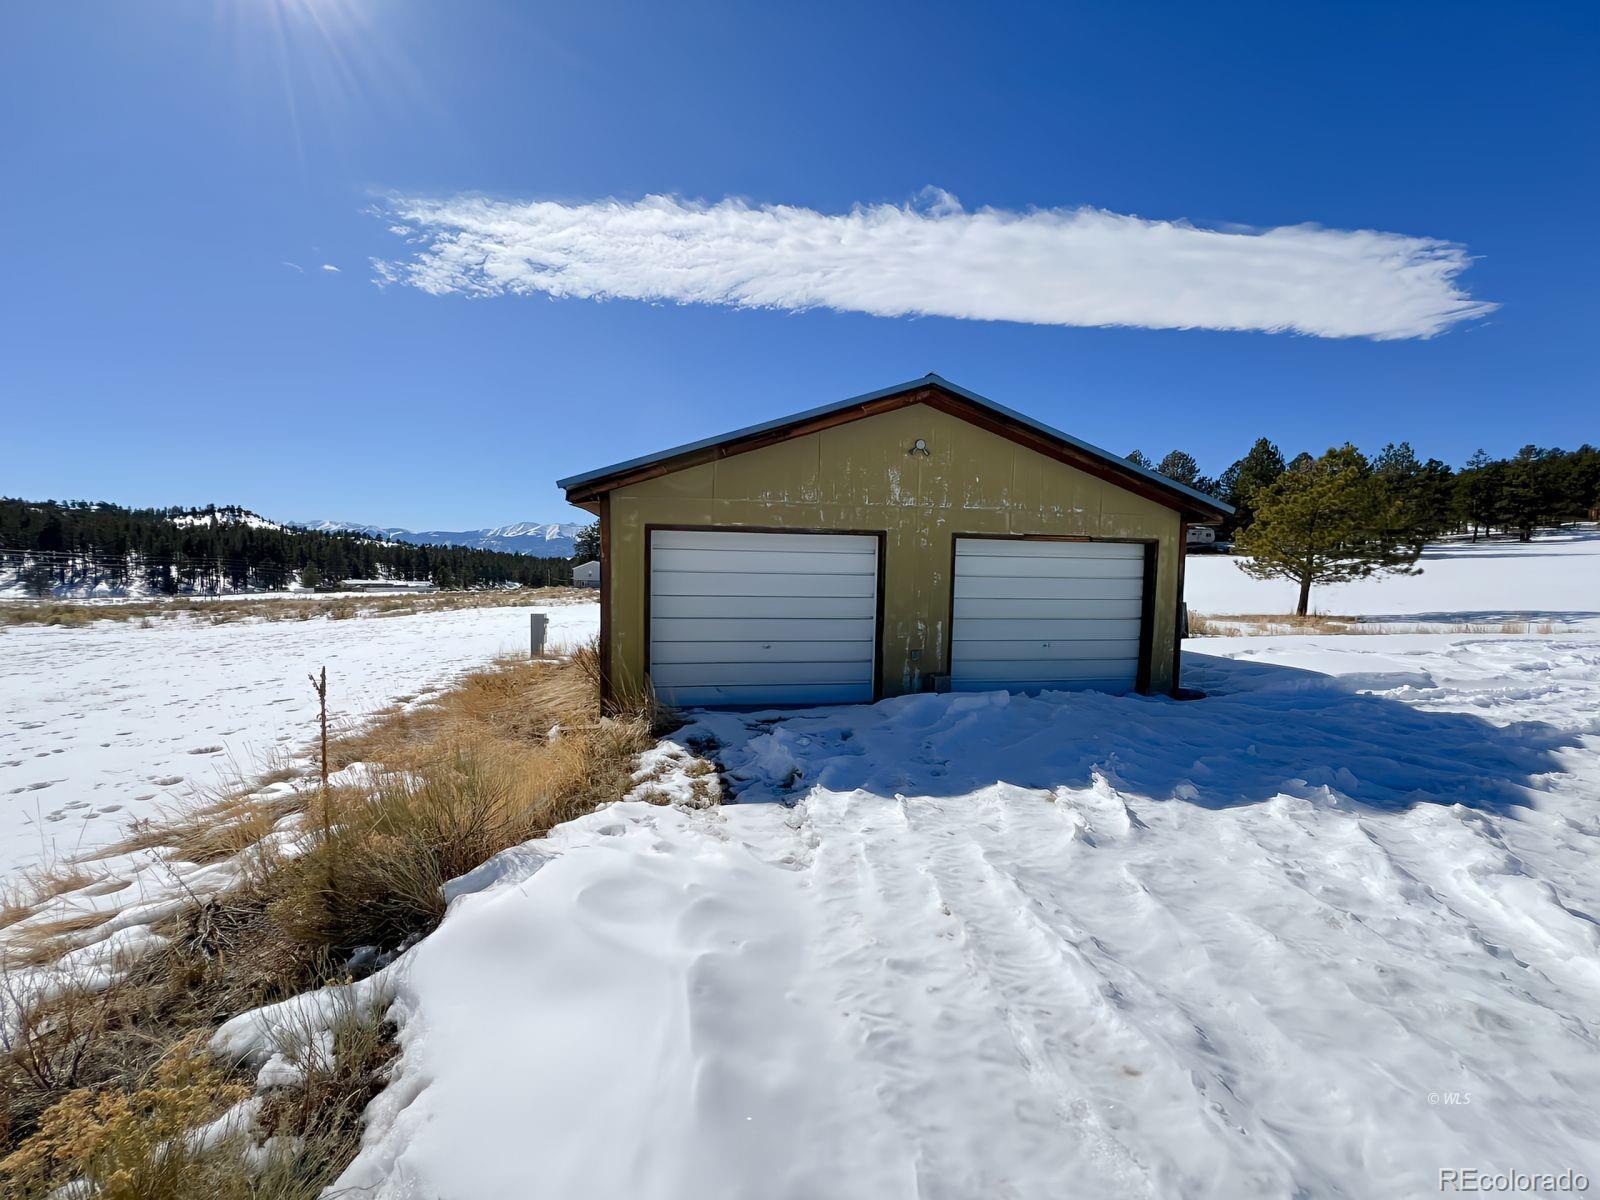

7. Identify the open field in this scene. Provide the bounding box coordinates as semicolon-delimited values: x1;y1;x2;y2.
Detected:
1185;526;1600;629
0;586;589;629
0;598;599;879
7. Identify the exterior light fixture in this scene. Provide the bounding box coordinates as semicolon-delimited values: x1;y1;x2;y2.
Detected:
909;439;930;457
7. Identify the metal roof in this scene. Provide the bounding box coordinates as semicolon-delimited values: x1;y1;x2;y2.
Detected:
557;373;1232;516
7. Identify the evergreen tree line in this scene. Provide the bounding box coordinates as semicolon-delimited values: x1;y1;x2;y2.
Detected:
0;500;575;596
1127;441;1599;615
1128;441;1600;546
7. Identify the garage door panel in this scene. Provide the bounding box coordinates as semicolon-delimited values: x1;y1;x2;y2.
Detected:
656;683;871;707
650;570;877;599
654;616;876;643
649;639;876;666
953;597;1143;620
950;672;1138;694
651;530;878;556
651;661;873;688
653;548;875;575
955;539;1145;560
955;575;1146;601
952;638;1142;662
652;594;876;620
953;554;1146;580
649;529;878;707
951;537;1146;695
952;660;1141;684
952;617;1143;641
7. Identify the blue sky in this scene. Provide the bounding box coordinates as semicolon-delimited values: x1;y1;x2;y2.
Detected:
2;1;1595;529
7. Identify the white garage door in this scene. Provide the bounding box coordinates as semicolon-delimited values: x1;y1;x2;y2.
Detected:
950;538;1146;694
649;529;879;707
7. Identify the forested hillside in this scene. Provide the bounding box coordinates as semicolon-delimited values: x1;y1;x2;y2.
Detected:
0;500;573;596
1127;441;1600;543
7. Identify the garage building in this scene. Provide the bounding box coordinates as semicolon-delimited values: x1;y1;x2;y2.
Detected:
559;375;1230;709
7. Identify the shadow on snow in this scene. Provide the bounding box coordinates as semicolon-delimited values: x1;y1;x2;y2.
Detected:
707;653;1584;816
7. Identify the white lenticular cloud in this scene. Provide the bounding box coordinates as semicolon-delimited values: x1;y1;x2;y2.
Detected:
373;189;1494;340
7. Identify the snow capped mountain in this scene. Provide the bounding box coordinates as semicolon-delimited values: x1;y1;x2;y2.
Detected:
299;519;587;557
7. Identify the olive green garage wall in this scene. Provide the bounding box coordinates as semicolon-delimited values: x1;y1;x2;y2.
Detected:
604;402;1184;700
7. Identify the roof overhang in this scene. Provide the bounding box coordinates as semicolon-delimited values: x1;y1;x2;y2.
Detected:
558;374;1233;523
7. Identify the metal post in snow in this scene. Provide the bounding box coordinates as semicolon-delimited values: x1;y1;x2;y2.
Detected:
530;612;549;659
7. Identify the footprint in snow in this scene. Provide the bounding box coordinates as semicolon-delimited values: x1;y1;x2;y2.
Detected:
152;776;184;787
188;745;225;755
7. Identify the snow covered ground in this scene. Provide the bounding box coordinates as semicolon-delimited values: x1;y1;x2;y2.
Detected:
7;528;1600;1195
286;630;1600;1200
0;601;599;878
1187;526;1600;626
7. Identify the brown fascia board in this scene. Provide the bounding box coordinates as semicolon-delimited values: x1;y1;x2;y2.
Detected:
562;378;1231;522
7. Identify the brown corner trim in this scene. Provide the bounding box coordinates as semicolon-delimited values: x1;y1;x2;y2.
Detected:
597;493;613;711
1172;522;1189;696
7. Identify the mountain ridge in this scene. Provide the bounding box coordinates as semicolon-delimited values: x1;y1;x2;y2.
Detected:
299;518;587;558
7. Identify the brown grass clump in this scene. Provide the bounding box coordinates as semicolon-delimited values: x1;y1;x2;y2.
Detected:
272;651;654;957
0;1037;249;1200
0;985;395;1200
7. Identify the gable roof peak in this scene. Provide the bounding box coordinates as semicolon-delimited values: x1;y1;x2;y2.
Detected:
558;375;1232;520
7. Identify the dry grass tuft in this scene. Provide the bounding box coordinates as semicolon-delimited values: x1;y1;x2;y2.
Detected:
0;865;108;932
1188;613;1571;638
272;651;654;957
0;1036;250;1200
4;912;112;966
1186;612;1379;637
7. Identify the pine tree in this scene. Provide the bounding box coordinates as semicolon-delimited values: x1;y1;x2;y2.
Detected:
1216;437;1287;537
1372;442;1454;551
1454;450;1500;540
1234;445;1422;615
1156;450;1202;488
1498;446;1556;541
1125;450;1152;469
572;522;600;562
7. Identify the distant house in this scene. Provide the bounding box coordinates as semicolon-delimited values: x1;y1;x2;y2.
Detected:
559;374;1230;709
573;560;601;588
